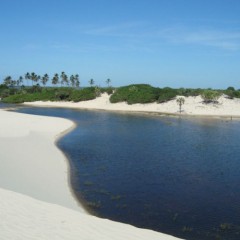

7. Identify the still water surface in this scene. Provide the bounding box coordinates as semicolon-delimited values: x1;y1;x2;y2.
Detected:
9;105;240;240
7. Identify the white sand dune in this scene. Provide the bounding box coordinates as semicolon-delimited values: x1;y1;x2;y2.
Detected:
0;110;82;212
0;109;181;240
24;93;240;118
0;187;179;240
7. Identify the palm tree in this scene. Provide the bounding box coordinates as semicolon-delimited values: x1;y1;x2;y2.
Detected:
60;71;68;87
106;78;111;87
25;72;30;86
10;80;17;87
37;75;41;84
16;76;23;87
89;78;94;87
18;76;23;86
3;76;12;86
75;74;80;88
70;75;75;87
52;73;59;86
176;97;185;113
41;74;49;87
30;72;38;86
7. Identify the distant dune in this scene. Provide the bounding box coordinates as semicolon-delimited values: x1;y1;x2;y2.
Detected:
24;93;240;118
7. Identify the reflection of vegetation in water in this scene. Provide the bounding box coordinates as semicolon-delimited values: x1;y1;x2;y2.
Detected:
219;223;232;231
116;204;127;209
182;226;193;232
86;201;101;209
111;195;122;201
83;181;94;186
95;189;110;196
173;213;179;222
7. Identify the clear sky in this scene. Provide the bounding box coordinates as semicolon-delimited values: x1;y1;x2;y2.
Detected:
1;0;240;89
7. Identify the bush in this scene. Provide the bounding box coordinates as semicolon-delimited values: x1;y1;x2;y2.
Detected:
110;84;159;104
55;90;71;101
2;94;25;103
223;87;240;99
101;87;114;95
201;90;221;103
225;90;235;99
0;89;11;98
27;84;42;93
70;87;97;102
2;87;98;103
177;88;203;97
2;89;57;103
227;86;235;91
158;88;177;103
94;87;101;97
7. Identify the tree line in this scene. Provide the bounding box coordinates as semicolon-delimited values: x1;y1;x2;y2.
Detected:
3;72;111;88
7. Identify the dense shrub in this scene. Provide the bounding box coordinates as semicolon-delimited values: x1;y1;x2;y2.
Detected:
94;87;101;97
27;84;42;93
201;90;221;103
225;90;235;99
227;86;235;91
2;87;99;103
55;89;71;101
223;87;240;99
2;94;26;103
177;88;203;97
110;84;159;104
0;89;11;98
0;84;8;95
101;87;114;95
3;89;56;103
158;88;177;103
70;87;97;102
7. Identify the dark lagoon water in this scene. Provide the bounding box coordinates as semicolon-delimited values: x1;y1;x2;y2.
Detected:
7;104;240;240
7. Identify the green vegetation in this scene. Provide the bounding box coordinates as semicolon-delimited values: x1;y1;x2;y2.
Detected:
201;89;221;103
0;71;116;103
223;86;240;99
2;87;99;103
100;87;114;95
110;84;161;104
1;73;240;105
71;87;97;102
157;87;178;103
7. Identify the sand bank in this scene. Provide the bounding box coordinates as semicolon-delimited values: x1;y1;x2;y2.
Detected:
0;109;83;212
24;93;240;118
0;188;180;240
0;109;181;239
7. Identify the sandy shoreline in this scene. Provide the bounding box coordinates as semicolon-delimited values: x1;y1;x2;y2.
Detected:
0;109;84;212
0;109;181;239
23;93;240;119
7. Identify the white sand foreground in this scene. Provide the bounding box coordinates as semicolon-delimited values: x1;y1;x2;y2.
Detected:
24;93;240;117
0;109;181;240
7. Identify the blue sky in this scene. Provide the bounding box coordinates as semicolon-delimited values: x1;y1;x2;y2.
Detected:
1;0;240;89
